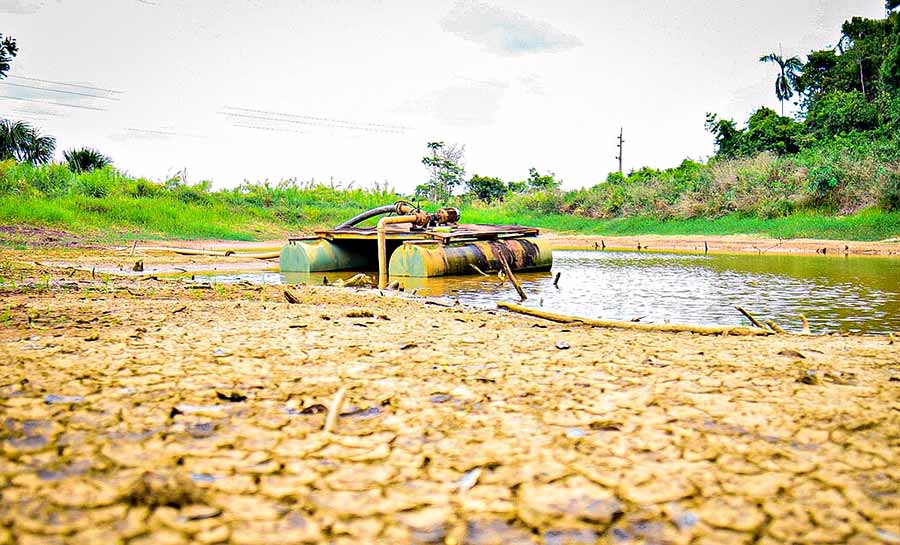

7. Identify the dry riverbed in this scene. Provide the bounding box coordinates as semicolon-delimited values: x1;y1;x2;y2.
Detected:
0;248;898;545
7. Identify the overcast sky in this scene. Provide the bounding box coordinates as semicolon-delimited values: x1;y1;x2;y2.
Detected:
0;0;886;191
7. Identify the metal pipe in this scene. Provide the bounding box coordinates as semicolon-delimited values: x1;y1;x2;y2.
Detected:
334;204;397;230
334;202;417;230
377;214;419;289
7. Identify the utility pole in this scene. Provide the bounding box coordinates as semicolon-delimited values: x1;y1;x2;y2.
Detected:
615;127;624;174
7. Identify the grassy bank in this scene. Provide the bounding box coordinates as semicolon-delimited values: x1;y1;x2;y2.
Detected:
2;192;899;242
1;159;899;242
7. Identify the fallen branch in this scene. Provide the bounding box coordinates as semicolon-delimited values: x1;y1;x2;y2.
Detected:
497;254;527;301
553;272;561;288
735;306;766;330
136;246;280;259
469;264;490;277
764;319;787;334
498;302;771;336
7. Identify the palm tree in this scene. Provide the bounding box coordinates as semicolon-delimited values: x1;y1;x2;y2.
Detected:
0;119;56;164
759;50;803;115
64;147;112;173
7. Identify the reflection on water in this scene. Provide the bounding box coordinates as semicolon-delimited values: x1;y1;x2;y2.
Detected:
197;250;900;335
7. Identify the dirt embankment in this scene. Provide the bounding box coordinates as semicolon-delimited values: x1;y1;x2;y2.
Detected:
545;233;900;257
0;248;897;545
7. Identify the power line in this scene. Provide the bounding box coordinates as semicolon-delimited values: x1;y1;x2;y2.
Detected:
232;123;306;135
221;110;406;134
124;127;205;139
8;75;123;95
222;106;412;132
0;95;107;111
0;81;120;101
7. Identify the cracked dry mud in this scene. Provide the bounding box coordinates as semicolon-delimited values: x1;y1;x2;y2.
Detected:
0;256;898;545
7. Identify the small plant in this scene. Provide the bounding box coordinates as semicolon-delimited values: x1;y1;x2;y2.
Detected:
64;147;112;173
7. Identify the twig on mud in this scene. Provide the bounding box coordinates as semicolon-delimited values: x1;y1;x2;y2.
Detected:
323;387;347;433
130;240;138;256
284;290;300;304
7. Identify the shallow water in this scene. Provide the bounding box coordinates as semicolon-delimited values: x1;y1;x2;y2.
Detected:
198;250;900;335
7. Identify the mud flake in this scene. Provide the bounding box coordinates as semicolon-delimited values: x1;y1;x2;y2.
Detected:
697;495;765;532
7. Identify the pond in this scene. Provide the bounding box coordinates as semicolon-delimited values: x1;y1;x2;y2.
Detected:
198;250;900;335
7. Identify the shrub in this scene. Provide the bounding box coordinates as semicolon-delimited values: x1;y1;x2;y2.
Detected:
73;166;120;198
879;169;900;211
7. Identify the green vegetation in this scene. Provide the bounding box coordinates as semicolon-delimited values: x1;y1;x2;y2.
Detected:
0;33;16;79
0;160;897;241
63;147;112;173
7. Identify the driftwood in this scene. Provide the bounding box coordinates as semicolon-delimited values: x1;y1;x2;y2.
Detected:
498;302;772;336
497;255;527;301
735;306;766;330
136;246;280;259
323;387;347;433
469;264;490;277
800;314;811;335
764;319;787;334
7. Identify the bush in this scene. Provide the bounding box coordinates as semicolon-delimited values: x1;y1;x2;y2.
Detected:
879;169;900;211
73;166;120;198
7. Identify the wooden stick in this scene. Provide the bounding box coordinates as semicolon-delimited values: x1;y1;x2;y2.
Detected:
764;319;787;334
498;302;771;336
497;254;526;301
323;386;347;433
800;314;811;335
130;239;138;256
469;264;490;277
553;272;561;288
735;306;766;330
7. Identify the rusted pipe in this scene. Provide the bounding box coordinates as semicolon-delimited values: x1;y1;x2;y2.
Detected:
377;214;420;289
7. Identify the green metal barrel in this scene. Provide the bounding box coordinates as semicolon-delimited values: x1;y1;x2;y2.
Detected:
279;239;370;272
389;237;552;277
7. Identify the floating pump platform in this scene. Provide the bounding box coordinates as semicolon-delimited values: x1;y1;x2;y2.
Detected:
280;202;552;285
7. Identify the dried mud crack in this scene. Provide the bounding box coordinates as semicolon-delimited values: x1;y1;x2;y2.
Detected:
0;254;898;545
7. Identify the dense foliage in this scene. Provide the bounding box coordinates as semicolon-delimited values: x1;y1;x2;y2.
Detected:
63;147;112;173
0;119;56;165
0;33;16;79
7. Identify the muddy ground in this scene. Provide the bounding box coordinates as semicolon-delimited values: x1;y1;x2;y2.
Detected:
0;248;898;545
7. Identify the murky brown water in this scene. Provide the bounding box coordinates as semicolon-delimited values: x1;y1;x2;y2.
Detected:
200;250;900;335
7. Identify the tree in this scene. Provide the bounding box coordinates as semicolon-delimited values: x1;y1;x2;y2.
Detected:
0;119;56;164
420;141;465;202
705;109;803;157
64;147;112;173
888;0;899;15
760;50;803;115
466;175;506;202
0;34;17;79
525;167;560;190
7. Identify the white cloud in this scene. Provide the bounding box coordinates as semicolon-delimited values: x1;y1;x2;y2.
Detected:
440;0;582;56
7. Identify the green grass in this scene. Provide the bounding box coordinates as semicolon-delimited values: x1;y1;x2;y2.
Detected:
2;193;898;242
1;160;898;243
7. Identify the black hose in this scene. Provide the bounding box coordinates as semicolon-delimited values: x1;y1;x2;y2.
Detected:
334;204;398;229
